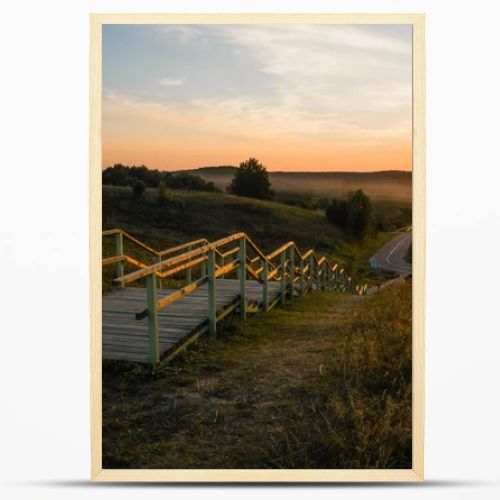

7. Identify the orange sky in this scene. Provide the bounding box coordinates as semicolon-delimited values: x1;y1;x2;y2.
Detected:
103;24;412;172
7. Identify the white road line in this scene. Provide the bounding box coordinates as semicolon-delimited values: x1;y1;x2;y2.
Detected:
386;235;410;265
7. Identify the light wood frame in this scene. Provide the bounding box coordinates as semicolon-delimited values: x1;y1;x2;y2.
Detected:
90;13;425;482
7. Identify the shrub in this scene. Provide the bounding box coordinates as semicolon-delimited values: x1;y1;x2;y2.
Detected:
326;189;372;239
167;172;217;192
158;180;169;203
227;158;274;200
132;179;146;198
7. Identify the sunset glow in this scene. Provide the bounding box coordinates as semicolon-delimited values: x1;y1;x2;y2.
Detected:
103;24;412;172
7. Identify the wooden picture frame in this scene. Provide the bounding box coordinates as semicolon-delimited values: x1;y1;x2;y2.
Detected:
90;12;425;482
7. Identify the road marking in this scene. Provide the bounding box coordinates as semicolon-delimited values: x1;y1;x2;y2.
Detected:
386;235;409;264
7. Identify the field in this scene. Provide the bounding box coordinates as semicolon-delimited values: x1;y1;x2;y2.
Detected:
103;280;412;469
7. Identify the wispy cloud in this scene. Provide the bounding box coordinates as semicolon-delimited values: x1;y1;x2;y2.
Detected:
159;77;186;87
102;24;412;171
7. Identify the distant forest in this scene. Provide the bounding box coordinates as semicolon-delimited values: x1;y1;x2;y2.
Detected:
102;164;218;192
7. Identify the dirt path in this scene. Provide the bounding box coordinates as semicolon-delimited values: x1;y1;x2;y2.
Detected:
103;292;360;469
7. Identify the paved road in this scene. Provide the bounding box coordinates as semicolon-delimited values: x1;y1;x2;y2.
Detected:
370;231;412;276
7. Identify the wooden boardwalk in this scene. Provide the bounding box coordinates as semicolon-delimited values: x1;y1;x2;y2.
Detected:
102;229;365;365
103;279;282;363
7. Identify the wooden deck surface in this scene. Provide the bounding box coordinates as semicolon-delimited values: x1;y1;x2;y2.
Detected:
103;279;282;363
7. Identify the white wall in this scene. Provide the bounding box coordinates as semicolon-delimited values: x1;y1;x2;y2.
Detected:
1;1;499;499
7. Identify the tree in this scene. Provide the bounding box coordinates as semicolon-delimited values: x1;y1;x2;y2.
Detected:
227;158;274;200
325;189;372;239
326;199;349;228
346;189;372;238
132;179;146;198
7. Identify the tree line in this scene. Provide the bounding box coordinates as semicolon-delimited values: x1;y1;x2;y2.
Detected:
102;164;218;194
103;159;373;239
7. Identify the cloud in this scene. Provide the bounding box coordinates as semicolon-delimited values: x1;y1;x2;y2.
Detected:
159;77;186;87
103;25;412;171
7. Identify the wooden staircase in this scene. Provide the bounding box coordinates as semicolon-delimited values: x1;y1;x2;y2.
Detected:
102;229;367;365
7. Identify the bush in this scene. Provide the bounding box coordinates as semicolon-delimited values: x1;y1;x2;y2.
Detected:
326;189;372;239
158;180;169;203
227;158;274;200
132;179;146;198
167;172;217;192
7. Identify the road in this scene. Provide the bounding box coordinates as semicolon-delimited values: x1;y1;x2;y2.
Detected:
370;231;412;276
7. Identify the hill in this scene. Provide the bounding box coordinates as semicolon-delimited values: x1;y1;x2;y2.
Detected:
103;185;344;256
184;166;412;201
102;186;399;289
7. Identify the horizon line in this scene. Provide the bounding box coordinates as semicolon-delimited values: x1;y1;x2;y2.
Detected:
102;164;412;174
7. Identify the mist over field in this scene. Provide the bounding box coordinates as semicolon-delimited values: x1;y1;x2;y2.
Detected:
184;167;412;201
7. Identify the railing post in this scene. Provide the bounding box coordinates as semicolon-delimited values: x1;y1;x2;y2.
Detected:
115;232;124;288
299;259;304;296
208;248;216;336
201;250;207;278
262;259;269;311
239;237;246;318
289;247;294;301
156;255;162;290
309;255;315;291
280;250;287;305
185;245;192;284
146;273;160;364
323;262;327;291
317;260;322;291
221;253;225;279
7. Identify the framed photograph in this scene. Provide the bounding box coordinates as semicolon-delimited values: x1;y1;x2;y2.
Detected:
90;13;425;482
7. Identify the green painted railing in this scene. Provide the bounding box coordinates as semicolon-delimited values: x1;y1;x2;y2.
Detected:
103;229;367;364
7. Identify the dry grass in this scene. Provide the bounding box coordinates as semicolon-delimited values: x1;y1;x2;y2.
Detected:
102;281;411;469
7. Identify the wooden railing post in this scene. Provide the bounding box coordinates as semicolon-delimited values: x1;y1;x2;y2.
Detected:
146;273;160;364
186;245;192;284
309;254;314;291
221;253;225;279
317;260;322;291
201;250;207;278
208;248;216;336
280;250;287;305
262;259;269;311
239;237;246;319
156;255;162;290
299;259;304;296
322;262;327;291
289;247;294;301
115;232;124;288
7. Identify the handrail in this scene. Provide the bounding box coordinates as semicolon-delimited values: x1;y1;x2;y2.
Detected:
103;228;210;258
108;231;363;293
114;233;245;285
103;229;366;364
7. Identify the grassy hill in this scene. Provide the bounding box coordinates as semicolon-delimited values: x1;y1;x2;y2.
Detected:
103;185;398;286
103;185;345;255
185;166;412;202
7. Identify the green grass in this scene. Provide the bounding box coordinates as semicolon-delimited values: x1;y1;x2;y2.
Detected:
102;186;407;290
102;185;349;292
103;185;345;254
102;280;412;469
335;231;399;285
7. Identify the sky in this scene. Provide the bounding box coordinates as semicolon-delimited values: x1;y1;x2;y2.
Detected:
102;24;412;172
